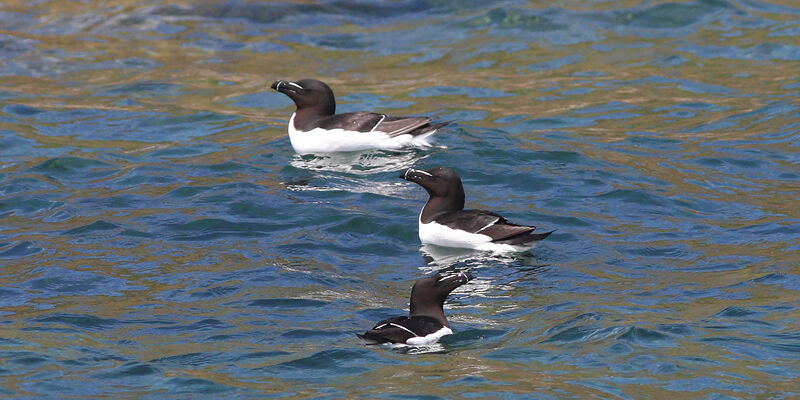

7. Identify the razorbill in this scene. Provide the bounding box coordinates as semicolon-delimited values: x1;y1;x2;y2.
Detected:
400;167;553;252
357;271;473;346
271;78;449;154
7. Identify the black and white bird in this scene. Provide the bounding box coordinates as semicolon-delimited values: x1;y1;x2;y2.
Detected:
400;167;553;252
357;271;473;346
271;78;449;154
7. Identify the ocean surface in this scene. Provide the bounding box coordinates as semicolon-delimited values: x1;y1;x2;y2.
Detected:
1;0;799;398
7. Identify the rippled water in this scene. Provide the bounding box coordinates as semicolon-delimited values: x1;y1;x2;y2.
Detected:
1;0;799;398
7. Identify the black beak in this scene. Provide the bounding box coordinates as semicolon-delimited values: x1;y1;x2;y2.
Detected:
271;80;287;92
438;271;474;286
399;168;427;181
272;80;304;95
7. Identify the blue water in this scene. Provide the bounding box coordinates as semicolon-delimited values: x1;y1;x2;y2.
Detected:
1;0;799;398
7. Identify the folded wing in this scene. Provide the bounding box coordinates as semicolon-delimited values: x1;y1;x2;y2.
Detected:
375;116;435;137
311;112;448;138
435;209;549;243
356;316;442;344
312;112;385;132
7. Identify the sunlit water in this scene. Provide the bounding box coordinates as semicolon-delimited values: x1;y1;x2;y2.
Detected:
1;0;799;398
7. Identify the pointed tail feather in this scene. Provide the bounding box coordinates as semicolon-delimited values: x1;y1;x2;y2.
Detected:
495;230;554;245
411;121;451;137
356;332;392;345
356;333;386;345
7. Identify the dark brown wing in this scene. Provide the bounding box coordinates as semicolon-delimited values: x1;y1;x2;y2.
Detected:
307;112;448;138
356;316;416;344
356;316;443;344
374;116;434;137
435;209;540;242
309;112;385;132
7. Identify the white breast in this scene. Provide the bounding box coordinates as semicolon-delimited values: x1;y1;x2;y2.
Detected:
419;218;493;248
405;326;453;345
286;113;437;154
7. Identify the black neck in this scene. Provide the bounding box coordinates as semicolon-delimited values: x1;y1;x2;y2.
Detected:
409;301;448;327
293;107;333;130
420;194;464;223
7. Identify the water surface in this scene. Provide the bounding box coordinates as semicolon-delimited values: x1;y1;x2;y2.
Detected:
1;0;799;398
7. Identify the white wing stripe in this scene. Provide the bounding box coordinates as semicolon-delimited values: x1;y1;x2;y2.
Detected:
389;323;418;337
475;218;500;234
370;114;386;132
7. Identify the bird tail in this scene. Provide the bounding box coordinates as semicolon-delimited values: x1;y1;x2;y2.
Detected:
356;332;390;345
495;230;554;245
410;121;451;147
